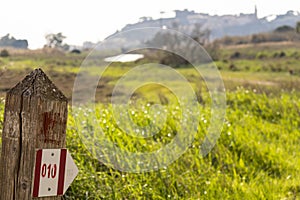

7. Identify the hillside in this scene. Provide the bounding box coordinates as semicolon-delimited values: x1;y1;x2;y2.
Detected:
101;9;300;50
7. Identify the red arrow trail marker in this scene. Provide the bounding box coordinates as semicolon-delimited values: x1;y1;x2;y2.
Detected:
32;149;78;198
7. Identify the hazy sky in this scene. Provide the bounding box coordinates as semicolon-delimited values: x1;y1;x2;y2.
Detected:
1;0;299;49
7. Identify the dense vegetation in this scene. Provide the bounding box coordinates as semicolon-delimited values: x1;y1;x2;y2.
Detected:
216;23;300;46
63;89;300;199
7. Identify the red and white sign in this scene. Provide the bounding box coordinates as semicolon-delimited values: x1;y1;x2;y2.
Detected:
32;149;78;197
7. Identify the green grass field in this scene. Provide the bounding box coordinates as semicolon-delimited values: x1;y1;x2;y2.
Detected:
0;42;299;199
64;89;300;199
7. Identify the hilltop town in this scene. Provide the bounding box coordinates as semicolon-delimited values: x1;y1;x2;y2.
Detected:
1;8;300;50
120;8;300;39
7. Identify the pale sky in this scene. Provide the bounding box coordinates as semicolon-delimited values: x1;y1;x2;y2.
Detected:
1;0;299;49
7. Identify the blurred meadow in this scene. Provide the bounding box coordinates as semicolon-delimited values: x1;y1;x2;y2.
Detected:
0;35;299;199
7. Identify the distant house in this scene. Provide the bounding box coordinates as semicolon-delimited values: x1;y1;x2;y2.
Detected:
0;34;28;49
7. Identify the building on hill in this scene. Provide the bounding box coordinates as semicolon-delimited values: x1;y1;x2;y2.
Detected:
97;8;300;52
0;34;28;49
119;8;265;39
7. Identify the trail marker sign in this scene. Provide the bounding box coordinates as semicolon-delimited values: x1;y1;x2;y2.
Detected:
32;149;78;198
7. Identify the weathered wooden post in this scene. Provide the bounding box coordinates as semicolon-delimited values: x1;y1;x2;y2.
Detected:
0;68;68;199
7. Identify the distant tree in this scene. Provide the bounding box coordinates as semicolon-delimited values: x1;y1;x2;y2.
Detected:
45;32;66;49
83;41;96;50
147;23;219;66
274;25;295;33
296;21;300;33
171;22;180;31
191;23;211;45
62;43;70;51
251;34;267;43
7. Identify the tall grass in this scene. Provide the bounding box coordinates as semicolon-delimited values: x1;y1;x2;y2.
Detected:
63;89;300;199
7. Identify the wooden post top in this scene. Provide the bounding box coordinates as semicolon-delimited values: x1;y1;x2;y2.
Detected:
8;68;68;102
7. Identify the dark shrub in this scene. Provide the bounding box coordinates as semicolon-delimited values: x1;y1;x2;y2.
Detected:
71;49;81;54
230;51;241;59
0;49;9;57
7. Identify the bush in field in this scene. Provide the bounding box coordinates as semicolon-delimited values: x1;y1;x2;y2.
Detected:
229;63;238;71
0;49;9;57
230;51;241;59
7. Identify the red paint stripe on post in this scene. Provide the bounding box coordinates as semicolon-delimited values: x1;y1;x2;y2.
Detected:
57;149;67;195
32;149;43;197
